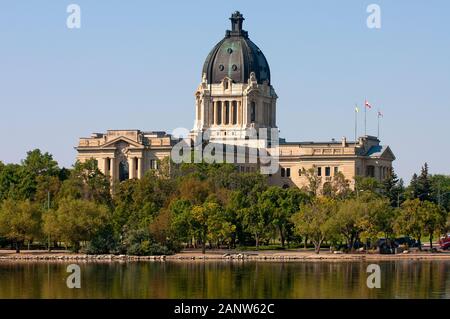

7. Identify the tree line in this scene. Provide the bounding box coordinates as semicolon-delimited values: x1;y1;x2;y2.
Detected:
0;149;449;254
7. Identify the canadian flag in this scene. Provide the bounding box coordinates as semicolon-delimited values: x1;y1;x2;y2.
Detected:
365;100;372;109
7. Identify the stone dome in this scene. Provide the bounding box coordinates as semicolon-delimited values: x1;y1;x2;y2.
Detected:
202;11;271;85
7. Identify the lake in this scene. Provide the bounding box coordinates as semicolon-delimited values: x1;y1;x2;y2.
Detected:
0;260;449;298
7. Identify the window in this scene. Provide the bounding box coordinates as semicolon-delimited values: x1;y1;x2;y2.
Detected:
281;168;286;177
286;168;291;177
325;167;331;177
217;101;222;124
250;101;256;123
150;159;158;170
334;167;339;175
366;165;375;177
317;167;322;177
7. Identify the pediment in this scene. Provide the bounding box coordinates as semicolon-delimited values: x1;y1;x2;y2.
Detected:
367;145;396;161
101;136;143;149
381;146;396;160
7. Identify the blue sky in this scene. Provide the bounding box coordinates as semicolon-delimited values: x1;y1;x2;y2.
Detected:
0;1;449;182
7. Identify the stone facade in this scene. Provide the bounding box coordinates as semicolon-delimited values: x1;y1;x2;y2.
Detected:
76;130;174;184
273;136;395;190
75;12;396;191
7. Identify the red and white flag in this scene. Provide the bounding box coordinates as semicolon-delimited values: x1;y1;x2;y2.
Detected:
365;100;372;109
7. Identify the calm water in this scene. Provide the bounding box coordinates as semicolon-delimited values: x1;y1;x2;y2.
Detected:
0;261;449;299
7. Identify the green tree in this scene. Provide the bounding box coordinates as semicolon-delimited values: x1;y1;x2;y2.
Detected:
417;163;432;201
191;201;220;254
421;201;446;250
291;197;337;254
330;198;367;251
46;198;109;252
395;199;425;250
300;168;321;196
430;174;450;211
381;168;404;208
58;159;112;206
0;199;42;252
0;163;21;201
258;187;309;248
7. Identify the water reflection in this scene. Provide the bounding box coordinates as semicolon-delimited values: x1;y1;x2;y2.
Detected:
0;261;448;299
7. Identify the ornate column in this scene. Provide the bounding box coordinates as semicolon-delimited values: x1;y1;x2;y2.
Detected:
138;158;143;179
110;157;116;182
238;101;242;125
222;101;226;126
128;157;135;179
229;101;232;125
103;158;109;176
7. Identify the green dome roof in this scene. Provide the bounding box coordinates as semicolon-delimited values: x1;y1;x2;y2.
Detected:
202;12;271;85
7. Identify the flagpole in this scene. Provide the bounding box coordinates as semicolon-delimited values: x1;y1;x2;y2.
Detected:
354;104;358;142
377;109;380;138
364;101;367;136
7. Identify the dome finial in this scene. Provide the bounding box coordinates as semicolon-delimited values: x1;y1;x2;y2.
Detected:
230;11;245;33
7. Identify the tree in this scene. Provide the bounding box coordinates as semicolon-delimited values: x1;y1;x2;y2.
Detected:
0;199;42;252
322;172;351;200
191;201;220;254
0;163;21;201
381;168;404;208
58;159;111;206
409;173;420;199
359;198;394;241
301;168;321;196
258;187;309;248
395;199;425;250
430;174;450;211
417;163;432;201
421;201;446;250
291;197;337;254
170;199;194;243
330;199;367;251
206;201;235;249
45;198;109;252
355;176;381;195
240;204;272;250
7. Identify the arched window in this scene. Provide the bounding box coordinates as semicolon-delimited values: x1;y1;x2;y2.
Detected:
119;160;129;182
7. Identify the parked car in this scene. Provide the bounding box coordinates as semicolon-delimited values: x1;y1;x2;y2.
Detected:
394;237;420;248
439;234;450;250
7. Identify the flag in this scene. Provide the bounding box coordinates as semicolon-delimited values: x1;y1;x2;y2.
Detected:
378;110;383;118
365;100;372;109
355;106;359;113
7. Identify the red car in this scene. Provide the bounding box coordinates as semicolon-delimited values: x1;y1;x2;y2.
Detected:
439;234;450;250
